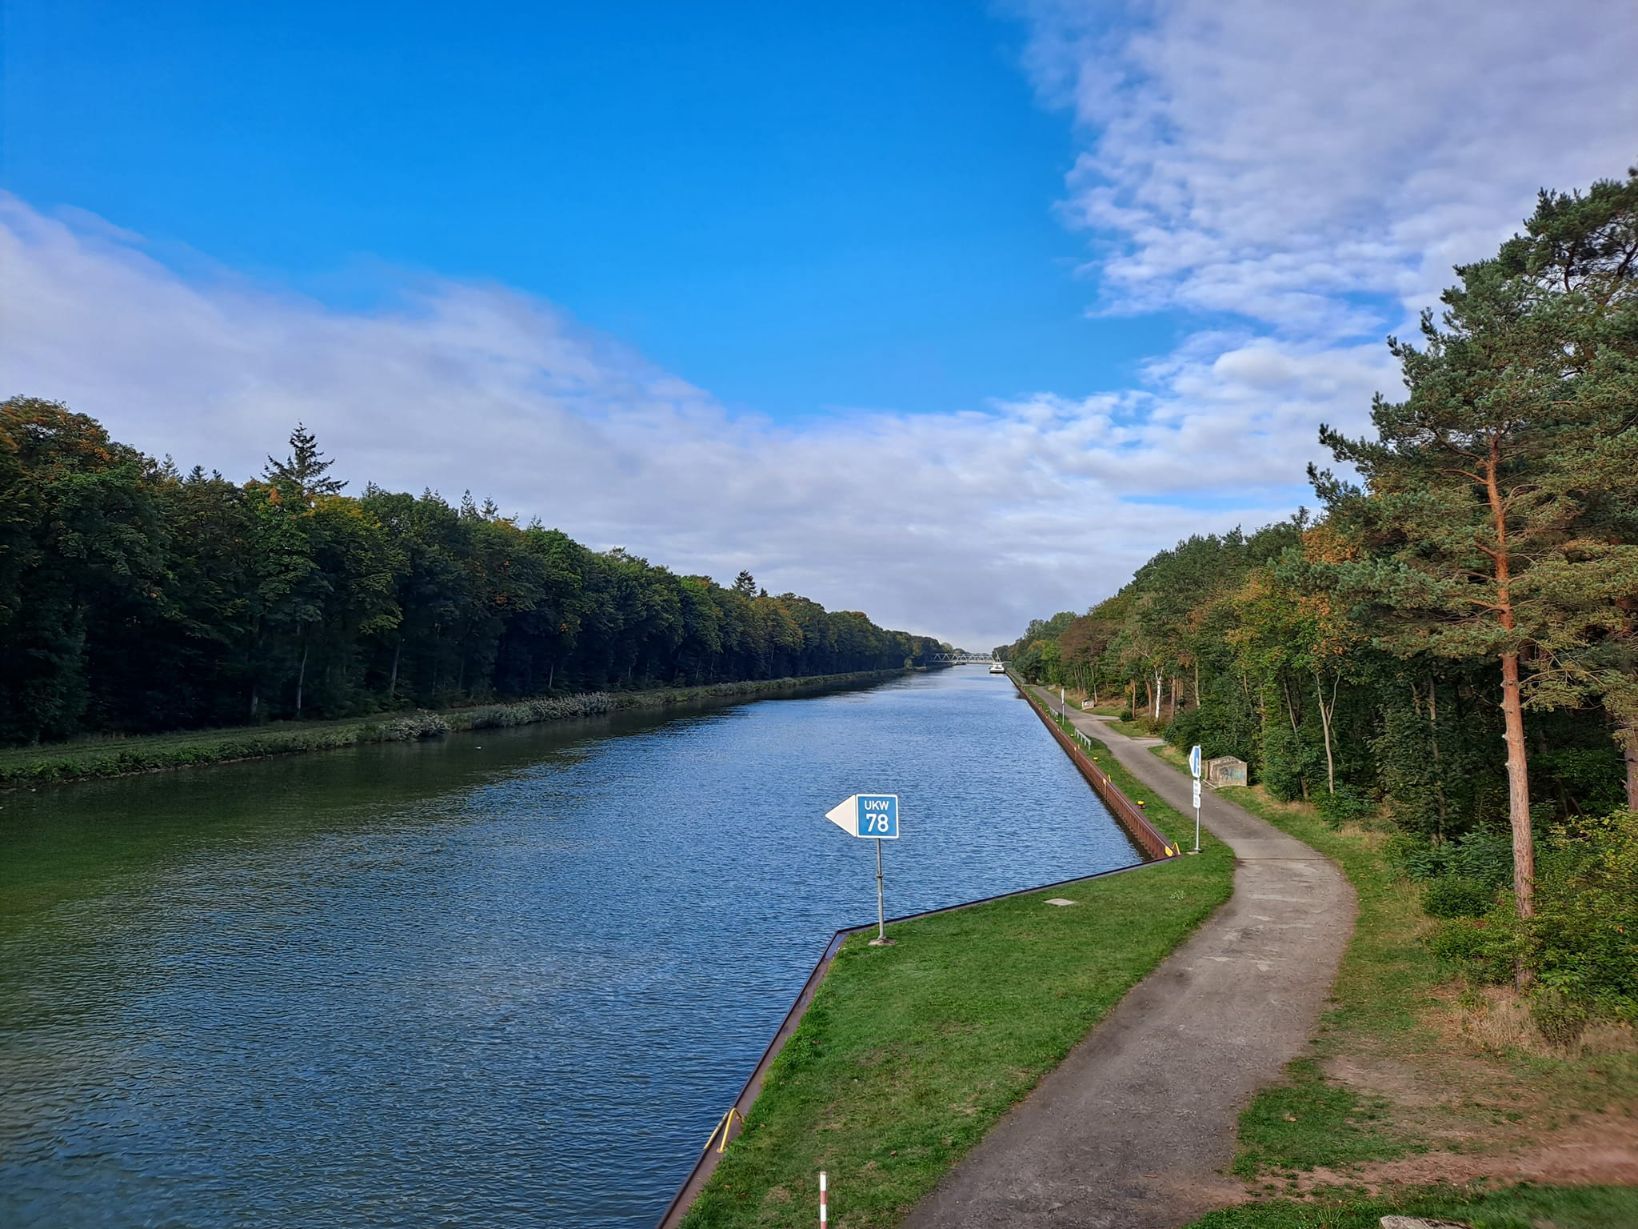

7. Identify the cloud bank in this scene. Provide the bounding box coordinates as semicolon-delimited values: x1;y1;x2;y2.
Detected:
4;3;1633;648
0;194;1332;649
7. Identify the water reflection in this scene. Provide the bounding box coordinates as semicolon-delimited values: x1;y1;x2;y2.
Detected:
1;670;1136;1227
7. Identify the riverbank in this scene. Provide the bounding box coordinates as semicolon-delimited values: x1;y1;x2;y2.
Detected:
1104;741;1638;1228
0;669;904;788
675;706;1234;1226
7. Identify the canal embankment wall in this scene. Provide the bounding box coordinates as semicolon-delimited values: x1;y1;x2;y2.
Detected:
1010;676;1179;860
655;669;1179;1228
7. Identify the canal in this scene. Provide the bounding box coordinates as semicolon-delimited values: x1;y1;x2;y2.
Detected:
0;668;1137;1228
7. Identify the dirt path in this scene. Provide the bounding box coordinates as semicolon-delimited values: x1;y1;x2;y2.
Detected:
902;697;1355;1229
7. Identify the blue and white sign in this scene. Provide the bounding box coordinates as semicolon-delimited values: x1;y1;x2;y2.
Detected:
1189;744;1203;780
825;793;900;840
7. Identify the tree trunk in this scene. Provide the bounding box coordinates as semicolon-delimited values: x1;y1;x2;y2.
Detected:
1500;651;1535;921
1152;666;1163;721
295;639;309;718
1484;443;1534;925
1314;671;1337;795
388;638;402;699
547;661;555;692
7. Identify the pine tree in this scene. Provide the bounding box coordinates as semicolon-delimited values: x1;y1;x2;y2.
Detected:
264;422;346;502
1313;169;1638;922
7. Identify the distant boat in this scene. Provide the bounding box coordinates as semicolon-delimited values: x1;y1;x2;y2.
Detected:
989;661;1006;674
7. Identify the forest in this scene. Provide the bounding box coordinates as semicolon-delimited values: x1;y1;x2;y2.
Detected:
1000;170;1636;1015
0;405;944;745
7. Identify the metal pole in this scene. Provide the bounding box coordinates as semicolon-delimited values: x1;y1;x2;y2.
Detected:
874;840;885;942
1193;800;1201;854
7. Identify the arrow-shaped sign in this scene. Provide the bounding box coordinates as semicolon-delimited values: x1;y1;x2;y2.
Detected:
825;793;899;839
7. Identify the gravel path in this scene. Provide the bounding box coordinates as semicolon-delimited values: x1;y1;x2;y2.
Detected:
902;696;1355;1229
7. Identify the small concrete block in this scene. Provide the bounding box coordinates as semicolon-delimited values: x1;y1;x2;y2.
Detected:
1044;898;1078;907
1379;1218;1470;1229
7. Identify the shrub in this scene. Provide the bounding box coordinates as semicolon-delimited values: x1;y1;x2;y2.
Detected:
1530;987;1590;1048
1315;785;1375;826
1384;831;1440;879
369;712;450;741
1447;829;1515;888
1525;810;1638;1022
1259;723;1317;803
1425;916;1514;984
1421;876;1495;919
1386;828;1514;887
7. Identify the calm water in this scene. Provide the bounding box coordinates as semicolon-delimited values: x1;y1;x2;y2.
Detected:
0;669;1136;1228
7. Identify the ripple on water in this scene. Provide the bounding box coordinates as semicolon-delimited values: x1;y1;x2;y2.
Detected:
0;670;1137;1227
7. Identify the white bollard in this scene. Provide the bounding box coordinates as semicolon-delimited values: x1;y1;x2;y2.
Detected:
819;1171;828;1227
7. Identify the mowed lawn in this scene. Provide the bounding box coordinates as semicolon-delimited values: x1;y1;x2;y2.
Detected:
682;745;1233;1228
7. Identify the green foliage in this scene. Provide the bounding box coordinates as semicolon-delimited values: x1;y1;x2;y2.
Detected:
1004;166;1638;971
1525;810;1638;1020
1388;828;1516;888
365;711;451;741
1425;916;1513;981
1407;832;1598;989
1530;986;1591;1048
1314;784;1375;825
1259;722;1314;802
1420;876;1497;919
0;669;894;786
0;402;941;748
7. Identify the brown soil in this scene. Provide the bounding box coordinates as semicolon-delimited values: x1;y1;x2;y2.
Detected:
1291;1111;1638;1193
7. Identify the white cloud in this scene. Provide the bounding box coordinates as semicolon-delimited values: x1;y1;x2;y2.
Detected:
0;195;1333;650
9;5;1626;648
1018;0;1638;336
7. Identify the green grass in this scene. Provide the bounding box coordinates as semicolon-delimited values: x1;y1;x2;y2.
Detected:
681;732;1234;1228
1186;1184;1638;1229
0;669;899;787
1105;717;1156;738
1231;1058;1412;1177
1140;745;1638;1223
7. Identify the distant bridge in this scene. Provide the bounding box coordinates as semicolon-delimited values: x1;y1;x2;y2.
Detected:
928;652;998;665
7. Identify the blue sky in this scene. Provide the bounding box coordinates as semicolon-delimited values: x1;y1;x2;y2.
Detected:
2;2;1634;647
3;1;1176;418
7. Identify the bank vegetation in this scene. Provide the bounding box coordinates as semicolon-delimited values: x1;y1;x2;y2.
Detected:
0;407;946;749
1003;169;1638;1032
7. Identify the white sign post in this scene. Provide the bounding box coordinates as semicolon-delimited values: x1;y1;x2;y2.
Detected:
1189;745;1203;854
825;793;900;946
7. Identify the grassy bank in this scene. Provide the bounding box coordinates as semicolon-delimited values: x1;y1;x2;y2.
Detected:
1129;745;1638;1228
0;670;902;788
682;740;1234;1228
